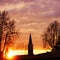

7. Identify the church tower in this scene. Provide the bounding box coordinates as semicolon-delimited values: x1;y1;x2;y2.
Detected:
28;33;33;55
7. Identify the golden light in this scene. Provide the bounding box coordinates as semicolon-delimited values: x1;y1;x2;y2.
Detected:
6;49;27;59
5;49;51;59
34;49;51;55
6;49;14;59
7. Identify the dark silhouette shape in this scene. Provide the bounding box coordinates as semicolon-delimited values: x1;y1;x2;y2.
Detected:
0;11;19;59
28;33;33;55
42;21;59;49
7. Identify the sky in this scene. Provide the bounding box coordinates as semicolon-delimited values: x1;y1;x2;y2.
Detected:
0;0;60;54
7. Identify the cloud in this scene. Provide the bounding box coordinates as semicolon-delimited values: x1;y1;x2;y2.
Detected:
1;0;60;18
0;0;20;4
21;0;35;3
0;0;35;4
0;3;25;11
0;2;34;11
0;0;60;32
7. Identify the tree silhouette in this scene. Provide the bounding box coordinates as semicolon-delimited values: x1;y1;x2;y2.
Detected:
42;21;59;49
0;11;18;56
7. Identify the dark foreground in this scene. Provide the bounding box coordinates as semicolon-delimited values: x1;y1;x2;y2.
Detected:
1;55;60;60
10;51;60;60
12;55;60;60
1;51;60;60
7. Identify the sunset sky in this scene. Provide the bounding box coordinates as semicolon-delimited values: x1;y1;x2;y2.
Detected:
0;0;60;54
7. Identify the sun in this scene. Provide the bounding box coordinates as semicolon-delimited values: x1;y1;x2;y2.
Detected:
5;49;15;59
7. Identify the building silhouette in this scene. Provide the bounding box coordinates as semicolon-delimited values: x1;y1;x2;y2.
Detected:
28;33;33;55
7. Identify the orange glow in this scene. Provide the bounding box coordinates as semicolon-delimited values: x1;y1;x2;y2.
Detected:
3;49;52;59
5;49;51;59
34;49;51;55
5;49;27;59
6;49;14;59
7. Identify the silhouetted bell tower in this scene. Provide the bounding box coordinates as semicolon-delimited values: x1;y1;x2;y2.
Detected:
28;33;33;55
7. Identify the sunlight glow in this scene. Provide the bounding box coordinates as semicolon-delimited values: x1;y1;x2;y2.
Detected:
34;49;51;55
7;49;14;59
6;49;27;59
6;49;51;59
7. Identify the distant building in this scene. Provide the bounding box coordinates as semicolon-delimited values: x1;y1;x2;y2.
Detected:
28;33;33;55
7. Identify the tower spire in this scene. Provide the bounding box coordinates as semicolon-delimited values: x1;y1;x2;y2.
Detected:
29;33;32;44
28;33;33;55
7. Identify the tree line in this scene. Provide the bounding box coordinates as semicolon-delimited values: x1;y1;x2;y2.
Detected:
0;11;18;55
42;21;60;49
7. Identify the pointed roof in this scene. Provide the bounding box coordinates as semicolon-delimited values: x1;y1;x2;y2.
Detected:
29;33;32;44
